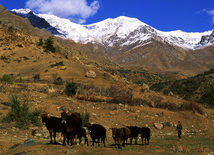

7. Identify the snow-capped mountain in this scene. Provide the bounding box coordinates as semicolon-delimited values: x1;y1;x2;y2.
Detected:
11;9;212;50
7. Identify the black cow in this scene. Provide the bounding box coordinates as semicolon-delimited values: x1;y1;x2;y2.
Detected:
139;127;151;145
61;111;82;146
87;123;106;147
111;128;117;145
40;114;63;144
126;126;140;144
77;127;89;146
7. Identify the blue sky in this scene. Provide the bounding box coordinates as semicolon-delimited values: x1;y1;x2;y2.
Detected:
0;0;214;32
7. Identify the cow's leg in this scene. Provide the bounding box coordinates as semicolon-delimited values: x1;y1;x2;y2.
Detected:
145;138;146;145
118;139;122;149
54;132;56;143
147;138;149;145
98;138;100;146
49;131;53;144
85;136;89;146
102;137;106;147
79;137;82;145
63;133;67;146
130;137;133;144
135;137;138;144
141;137;144;145
91;138;95;146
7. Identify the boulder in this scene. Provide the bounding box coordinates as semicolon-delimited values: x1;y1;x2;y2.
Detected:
153;123;164;130
85;70;96;78
23;138;36;147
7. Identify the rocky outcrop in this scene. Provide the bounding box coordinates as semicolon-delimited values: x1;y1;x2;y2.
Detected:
199;29;214;45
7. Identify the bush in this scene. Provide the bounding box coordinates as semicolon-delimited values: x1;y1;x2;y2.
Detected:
38;38;43;46
44;37;56;53
0;74;14;84
33;73;40;80
64;81;78;97
2;95;42;129
163;89;170;96
199;82;214;108
81;110;90;127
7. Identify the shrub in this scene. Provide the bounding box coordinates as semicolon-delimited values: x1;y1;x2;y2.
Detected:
44;36;56;53
64;81;78;97
53;77;63;85
81;110;90;127
38;38;43;46
199;82;214;108
163;89;171;96
33;73;40;80
2;95;42;129
0;74;14;84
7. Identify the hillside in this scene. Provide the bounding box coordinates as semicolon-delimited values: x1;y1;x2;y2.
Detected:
0;5;214;155
11;8;214;76
151;69;214;108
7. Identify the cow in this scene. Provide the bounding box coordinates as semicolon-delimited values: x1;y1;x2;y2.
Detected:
61;111;82;146
139;127;151;145
126;126;140;144
113;127;131;148
111;128;117;145
77;127;89;146
40;113;63;144
86;123;106;147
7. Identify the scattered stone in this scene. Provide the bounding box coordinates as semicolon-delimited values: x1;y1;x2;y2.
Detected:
60;66;66;70
60;106;66;111
67;98;72;101
109;111;116;115
153;123;164;130
85;70;96;78
165;121;173;127
31;128;38;137
23;138;36;147
92;113;97;116
9;143;21;150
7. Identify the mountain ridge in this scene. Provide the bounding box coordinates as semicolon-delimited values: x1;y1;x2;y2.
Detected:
11;8;213;50
5;7;214;76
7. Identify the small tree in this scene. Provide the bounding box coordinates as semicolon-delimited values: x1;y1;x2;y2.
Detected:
38;38;43;46
2;95;42;129
64;81;78;97
44;36;56;53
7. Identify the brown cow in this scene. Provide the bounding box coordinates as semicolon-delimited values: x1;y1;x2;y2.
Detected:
113;127;131;148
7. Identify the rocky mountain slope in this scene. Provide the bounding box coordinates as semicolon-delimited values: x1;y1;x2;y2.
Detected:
11;8;212;50
10;8;214;76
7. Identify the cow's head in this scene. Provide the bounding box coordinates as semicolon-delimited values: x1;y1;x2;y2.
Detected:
39;113;50;125
61;111;68;124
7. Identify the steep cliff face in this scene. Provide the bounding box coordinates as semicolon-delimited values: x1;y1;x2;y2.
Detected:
199;29;214;46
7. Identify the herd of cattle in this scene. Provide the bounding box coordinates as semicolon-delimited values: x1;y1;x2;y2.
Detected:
40;111;151;148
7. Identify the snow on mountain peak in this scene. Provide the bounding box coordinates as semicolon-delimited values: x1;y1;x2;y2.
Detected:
11;9;213;49
11;8;33;15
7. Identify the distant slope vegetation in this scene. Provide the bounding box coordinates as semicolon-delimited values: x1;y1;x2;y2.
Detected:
150;69;214;108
